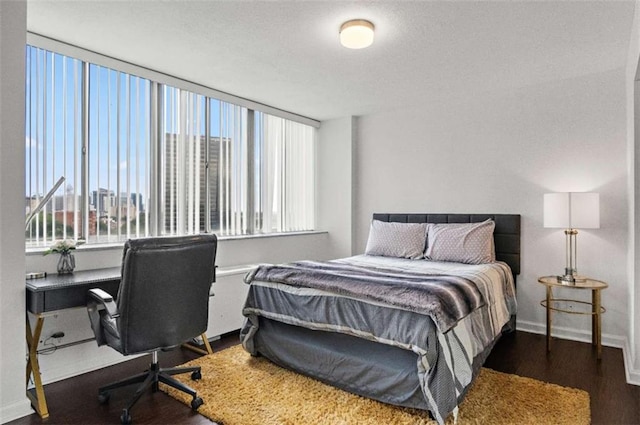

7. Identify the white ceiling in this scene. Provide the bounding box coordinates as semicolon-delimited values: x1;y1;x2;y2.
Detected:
27;1;635;122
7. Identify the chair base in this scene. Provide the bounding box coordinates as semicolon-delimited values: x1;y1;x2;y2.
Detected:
98;352;203;424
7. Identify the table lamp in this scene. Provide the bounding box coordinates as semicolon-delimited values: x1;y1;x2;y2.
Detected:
543;192;599;283
25;176;65;230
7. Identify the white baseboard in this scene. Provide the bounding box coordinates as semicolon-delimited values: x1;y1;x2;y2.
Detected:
0;399;33;424
516;319;637;385
516;319;625;349
38;343;143;386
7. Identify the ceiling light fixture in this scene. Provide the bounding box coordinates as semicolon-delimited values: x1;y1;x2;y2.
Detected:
339;19;375;49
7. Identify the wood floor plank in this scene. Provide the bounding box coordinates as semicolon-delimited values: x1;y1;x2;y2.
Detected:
8;330;639;425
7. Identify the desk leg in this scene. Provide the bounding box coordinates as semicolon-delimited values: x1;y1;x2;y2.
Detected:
26;314;49;419
201;333;214;355
546;286;552;353
593;289;602;360
182;333;214;356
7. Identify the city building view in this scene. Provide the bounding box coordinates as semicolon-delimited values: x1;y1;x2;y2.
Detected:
25;133;226;244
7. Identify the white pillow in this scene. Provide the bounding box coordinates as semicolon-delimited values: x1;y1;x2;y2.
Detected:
424;219;496;264
364;220;428;260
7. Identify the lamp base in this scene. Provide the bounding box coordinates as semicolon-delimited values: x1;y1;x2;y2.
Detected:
556;274;587;284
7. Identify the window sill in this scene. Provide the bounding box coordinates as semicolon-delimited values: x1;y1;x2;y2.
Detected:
25;230;328;255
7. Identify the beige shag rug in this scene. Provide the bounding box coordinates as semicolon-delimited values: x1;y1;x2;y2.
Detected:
163;345;590;425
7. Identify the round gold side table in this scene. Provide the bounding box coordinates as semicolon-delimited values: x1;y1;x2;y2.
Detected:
538;276;608;360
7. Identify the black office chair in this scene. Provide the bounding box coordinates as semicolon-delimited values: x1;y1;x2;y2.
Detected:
87;234;217;424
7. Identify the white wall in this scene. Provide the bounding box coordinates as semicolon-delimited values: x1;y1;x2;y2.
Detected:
626;0;640;384
354;68;628;348
0;0;32;422
25;233;334;273
318;116;355;259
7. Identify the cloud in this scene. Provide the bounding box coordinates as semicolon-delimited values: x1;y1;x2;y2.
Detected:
25;137;40;150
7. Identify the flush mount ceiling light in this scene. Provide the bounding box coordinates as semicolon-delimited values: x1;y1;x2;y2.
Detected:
339;19;375;49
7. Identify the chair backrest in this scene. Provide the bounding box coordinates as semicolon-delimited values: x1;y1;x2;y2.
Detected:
116;234;217;354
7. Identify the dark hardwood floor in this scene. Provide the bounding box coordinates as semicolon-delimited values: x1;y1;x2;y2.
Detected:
9;330;640;425
484;331;640;425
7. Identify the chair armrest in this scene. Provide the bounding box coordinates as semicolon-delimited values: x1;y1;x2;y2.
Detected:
88;288;119;319
87;288;119;347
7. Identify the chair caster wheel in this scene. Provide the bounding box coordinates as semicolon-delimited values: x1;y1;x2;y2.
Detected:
191;370;202;380
191;396;204;410
98;392;110;404
120;409;132;424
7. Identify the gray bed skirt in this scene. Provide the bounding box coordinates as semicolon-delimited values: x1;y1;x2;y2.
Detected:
241;315;513;415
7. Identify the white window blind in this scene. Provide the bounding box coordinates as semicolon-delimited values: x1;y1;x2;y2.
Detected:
25;47;82;247
255;113;315;233
87;64;151;243
211;100;249;236
25;43;316;249
161;85;206;236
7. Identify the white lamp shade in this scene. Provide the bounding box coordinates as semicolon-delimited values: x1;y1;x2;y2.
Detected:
340;20;375;49
543;192;600;229
543;193;569;228
571;192;600;228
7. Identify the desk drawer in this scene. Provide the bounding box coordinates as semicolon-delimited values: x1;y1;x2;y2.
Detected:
31;279;120;313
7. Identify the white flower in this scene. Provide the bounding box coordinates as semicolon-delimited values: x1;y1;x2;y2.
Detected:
43;239;84;256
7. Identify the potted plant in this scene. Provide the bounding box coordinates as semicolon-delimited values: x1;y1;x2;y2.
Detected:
44;240;83;274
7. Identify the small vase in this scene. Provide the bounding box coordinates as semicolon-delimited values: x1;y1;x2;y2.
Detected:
57;252;75;274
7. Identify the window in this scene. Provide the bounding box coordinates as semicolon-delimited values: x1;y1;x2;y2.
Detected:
209;99;250;236
25;43;316;248
160;85;208;236
25;47;83;246
255;112;315;233
87;64;152;243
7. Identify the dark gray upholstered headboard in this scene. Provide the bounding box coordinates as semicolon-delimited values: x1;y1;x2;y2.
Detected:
372;213;521;277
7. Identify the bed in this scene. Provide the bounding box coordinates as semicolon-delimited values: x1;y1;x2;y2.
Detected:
240;213;520;424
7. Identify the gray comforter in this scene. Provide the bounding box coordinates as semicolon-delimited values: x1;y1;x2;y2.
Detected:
245;260;485;332
241;255;516;424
